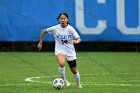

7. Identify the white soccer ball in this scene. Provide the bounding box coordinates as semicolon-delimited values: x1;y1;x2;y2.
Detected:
53;78;64;89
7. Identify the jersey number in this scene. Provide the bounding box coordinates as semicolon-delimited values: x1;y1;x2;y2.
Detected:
61;40;67;44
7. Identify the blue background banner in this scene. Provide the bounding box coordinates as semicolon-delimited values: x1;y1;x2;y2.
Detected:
0;0;140;42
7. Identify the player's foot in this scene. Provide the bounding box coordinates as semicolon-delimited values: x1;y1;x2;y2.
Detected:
64;80;70;87
77;84;83;88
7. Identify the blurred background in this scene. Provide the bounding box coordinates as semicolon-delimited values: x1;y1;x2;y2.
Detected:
0;0;140;52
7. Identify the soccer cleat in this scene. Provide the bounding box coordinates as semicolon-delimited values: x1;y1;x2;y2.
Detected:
77;84;83;88
64;80;70;87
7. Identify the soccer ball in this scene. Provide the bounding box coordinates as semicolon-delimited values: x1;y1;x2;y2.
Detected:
53;78;64;89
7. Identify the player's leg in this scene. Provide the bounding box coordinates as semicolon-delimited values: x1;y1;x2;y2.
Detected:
67;58;82;88
57;53;65;68
56;53;70;87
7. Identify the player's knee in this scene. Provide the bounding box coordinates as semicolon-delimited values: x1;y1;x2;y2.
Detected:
59;63;65;68
58;61;65;68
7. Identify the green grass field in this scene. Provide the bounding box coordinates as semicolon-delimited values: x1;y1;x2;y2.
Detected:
0;52;140;93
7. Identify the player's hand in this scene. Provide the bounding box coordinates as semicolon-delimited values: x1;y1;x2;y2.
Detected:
71;40;78;44
37;42;42;51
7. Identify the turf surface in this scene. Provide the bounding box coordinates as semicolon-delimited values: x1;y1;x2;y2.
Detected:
0;52;140;93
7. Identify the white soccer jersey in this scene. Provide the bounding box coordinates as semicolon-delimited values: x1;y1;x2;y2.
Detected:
46;24;80;61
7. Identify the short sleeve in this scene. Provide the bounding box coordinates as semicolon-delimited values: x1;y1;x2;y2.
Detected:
46;26;56;34
70;26;80;39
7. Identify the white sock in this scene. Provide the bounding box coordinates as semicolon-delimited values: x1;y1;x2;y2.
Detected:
59;67;66;80
74;71;81;85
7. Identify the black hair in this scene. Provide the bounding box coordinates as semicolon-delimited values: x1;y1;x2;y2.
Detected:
57;12;70;25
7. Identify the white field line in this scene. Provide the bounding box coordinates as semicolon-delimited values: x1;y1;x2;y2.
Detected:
81;72;140;76
0;82;139;87
0;73;139;87
82;83;139;87
24;73;140;87
0;83;40;87
25;75;59;84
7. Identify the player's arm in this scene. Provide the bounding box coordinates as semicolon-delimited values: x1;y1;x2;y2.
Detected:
71;37;81;44
70;26;81;44
37;29;48;51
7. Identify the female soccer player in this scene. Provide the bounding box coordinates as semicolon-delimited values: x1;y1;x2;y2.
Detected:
37;12;82;88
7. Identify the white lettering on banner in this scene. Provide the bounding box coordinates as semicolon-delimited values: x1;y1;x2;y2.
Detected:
75;0;107;34
97;0;106;3
75;0;140;35
117;0;140;34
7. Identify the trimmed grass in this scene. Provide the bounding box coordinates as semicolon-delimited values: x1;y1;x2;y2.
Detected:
0;52;140;93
